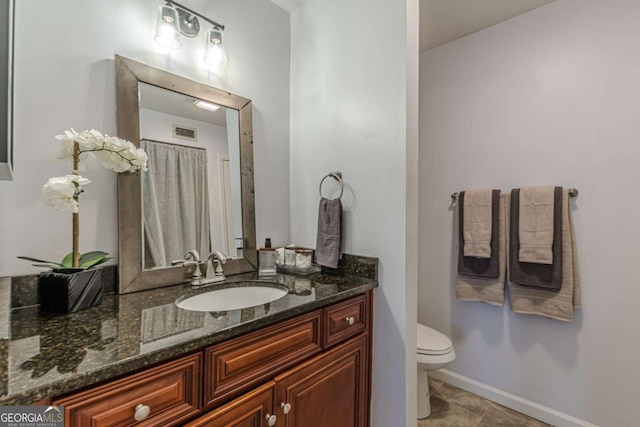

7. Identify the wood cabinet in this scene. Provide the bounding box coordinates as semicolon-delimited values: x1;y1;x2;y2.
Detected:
53;353;201;427
274;334;368;427
188;334;368;427
53;291;372;427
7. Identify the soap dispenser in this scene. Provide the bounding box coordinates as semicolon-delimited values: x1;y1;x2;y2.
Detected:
258;238;277;277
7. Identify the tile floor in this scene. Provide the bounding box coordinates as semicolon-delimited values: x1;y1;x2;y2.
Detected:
418;377;552;427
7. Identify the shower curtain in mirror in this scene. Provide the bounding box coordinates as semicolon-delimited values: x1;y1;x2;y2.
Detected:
141;140;211;267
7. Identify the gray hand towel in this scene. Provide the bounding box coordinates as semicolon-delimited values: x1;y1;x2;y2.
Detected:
510;187;563;290
315;197;343;268
455;193;506;307
458;190;501;278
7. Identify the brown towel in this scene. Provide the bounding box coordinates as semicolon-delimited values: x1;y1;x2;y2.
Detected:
455;193;506;306
463;189;494;258
315;197;342;268
509;187;563;290
508;190;581;321
518;186;555;264
458;190;500;278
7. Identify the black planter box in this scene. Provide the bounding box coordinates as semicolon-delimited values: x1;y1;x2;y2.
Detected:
38;268;102;314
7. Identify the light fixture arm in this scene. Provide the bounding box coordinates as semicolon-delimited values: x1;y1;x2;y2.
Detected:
165;0;225;30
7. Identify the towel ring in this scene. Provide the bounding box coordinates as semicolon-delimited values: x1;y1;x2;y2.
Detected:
319;171;344;199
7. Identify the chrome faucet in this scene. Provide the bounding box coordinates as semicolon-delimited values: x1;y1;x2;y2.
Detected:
184;250;201;263
171;250;204;287
203;251;227;284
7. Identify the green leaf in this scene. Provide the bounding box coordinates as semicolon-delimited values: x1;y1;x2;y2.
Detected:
78;251;109;265
31;263;63;269
19;252;111;270
78;251;108;268
17;256;63;267
91;257;111;267
80;256;110;269
61;252;74;268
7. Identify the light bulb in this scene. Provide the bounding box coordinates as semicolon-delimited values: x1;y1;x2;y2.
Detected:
204;27;227;66
154;4;182;49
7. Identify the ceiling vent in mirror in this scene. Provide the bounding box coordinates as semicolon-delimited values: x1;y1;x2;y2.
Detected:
173;124;198;141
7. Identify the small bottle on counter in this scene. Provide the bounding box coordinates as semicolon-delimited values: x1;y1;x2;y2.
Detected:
258;238;277;277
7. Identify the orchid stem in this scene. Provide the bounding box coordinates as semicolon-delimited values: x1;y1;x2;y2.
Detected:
72;142;80;268
79;146;137;166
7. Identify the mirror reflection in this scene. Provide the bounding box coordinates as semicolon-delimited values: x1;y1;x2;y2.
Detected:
138;83;244;270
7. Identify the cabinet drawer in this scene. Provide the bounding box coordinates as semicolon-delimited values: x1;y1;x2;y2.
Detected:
53;353;201;427
323;294;368;348
204;310;322;407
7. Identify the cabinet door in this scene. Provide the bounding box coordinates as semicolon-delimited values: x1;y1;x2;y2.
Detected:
274;334;368;427
185;381;276;427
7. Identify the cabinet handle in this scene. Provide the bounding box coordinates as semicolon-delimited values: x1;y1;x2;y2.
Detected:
281;402;292;414
134;404;151;421
266;413;277;426
346;316;355;326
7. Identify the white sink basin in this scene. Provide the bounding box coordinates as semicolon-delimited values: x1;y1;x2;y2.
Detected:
176;282;287;312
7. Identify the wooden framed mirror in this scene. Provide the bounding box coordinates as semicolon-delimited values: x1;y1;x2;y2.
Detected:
115;55;256;294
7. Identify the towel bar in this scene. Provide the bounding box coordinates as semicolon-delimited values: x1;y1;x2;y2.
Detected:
319;171;344;199
450;188;579;199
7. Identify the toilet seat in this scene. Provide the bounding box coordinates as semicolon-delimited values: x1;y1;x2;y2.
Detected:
417;324;453;356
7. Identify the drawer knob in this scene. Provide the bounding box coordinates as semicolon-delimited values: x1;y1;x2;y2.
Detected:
266;413;277;426
346;316;355;326
281;402;292;414
134;404;151;421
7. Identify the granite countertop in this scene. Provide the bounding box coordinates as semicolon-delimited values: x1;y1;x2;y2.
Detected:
0;268;377;405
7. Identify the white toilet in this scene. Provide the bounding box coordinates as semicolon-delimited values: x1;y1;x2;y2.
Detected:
417;323;456;419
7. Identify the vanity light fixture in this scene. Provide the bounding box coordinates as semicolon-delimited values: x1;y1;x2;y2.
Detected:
154;0;227;66
193;99;220;112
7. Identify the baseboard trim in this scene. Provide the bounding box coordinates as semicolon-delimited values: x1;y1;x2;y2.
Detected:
429;369;598;427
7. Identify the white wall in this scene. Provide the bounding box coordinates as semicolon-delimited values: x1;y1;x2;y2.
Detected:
0;0;290;275
290;0;418;425
405;0;420;421
419;0;640;425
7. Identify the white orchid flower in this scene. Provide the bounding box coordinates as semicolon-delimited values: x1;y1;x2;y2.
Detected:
38;129;148;269
135;148;149;172
54;129;148;173
42;175;91;213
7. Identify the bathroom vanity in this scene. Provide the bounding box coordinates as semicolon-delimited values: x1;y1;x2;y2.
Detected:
0;55;378;426
55;292;371;427
0;268;376;427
